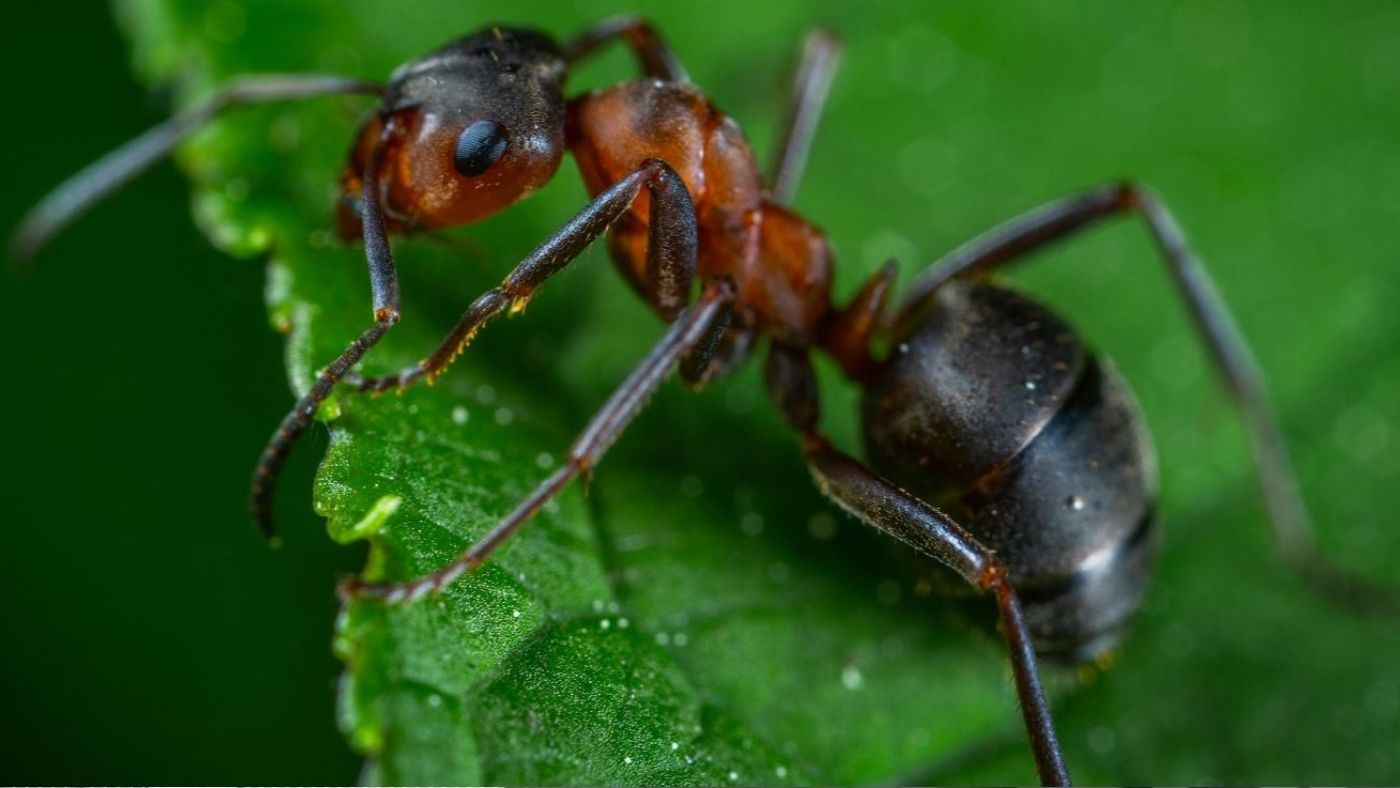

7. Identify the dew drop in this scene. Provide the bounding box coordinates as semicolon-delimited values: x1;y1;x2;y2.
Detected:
451;405;469;425
841;665;864;690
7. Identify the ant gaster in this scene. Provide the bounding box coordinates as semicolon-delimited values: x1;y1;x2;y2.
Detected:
13;17;1396;786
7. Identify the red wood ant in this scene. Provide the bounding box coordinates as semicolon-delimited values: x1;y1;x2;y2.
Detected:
12;17;1396;785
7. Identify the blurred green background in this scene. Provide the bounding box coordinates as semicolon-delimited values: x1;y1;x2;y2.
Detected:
1;4;361;784
3;0;1398;784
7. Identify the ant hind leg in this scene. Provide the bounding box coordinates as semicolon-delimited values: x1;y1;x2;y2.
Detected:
762;343;1071;787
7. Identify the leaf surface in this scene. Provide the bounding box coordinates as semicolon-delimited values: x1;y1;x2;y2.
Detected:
122;0;1400;783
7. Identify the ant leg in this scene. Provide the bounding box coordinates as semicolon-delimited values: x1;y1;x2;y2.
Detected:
680;326;754;386
763;344;1070;787
820;260;898;381
249;121;403;540
563;16;688;82
341;278;736;603
345;158;697;393
9;74;379;261
893;182;1398;614
768;29;842;204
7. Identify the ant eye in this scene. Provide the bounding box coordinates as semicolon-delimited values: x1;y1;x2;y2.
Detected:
453;120;508;176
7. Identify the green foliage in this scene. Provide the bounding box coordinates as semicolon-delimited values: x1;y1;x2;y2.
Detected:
120;0;1400;783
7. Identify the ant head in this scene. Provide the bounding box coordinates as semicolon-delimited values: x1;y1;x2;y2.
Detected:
338;26;568;235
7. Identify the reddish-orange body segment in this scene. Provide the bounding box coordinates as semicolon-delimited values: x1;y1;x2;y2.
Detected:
337;53;863;368
570;79;834;346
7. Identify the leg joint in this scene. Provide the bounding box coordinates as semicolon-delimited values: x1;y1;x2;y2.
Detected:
638;157;682;189
978;560;1010;593
1111;179;1160;213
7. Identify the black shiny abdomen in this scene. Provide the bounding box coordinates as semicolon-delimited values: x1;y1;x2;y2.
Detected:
862;282;1158;660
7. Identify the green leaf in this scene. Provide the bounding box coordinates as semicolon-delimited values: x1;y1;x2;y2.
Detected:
120;0;1400;784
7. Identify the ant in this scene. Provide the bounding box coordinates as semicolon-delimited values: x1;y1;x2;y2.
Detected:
12;16;1397;786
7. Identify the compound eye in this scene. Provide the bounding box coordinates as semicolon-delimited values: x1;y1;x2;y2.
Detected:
453;120;509;176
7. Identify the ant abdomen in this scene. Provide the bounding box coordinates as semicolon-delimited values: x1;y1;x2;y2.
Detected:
863;282;1159;659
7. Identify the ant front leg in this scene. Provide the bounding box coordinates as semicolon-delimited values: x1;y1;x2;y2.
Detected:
9;74;379;261
249;120;403;539
762;344;1071;787
345;158;697;394
768;28;842;204
563;15;688;82
894;182;1399;614
341;278;735;602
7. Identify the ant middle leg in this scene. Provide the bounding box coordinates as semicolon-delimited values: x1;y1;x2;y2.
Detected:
9;74;380;261
768;28;843;204
762;344;1070;787
345;158;698;394
893;182;1398;614
341;277;735;603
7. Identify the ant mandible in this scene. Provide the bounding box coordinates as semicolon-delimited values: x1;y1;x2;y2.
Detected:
12;17;1397;786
